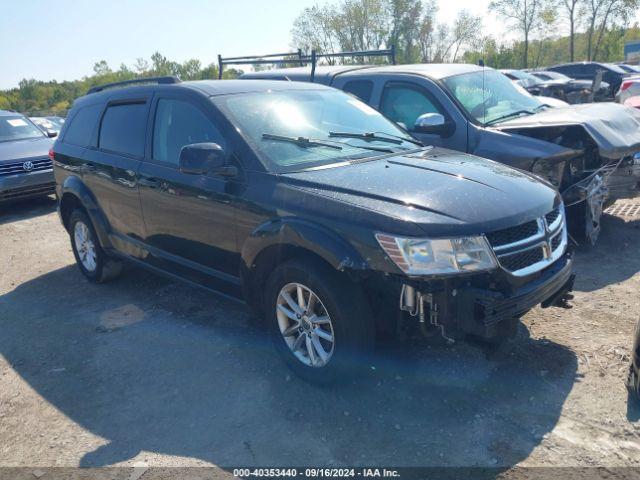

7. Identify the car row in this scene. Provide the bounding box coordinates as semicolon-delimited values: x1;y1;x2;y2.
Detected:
3;55;634;386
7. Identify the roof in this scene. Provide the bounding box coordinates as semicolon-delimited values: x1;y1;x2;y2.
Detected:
241;63;488;83
72;79;332;108
180;79;332;95
0;109;20;117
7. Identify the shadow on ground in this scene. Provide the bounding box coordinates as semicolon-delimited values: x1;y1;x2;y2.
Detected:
0;264;577;469
0;196;56;225
572;214;640;293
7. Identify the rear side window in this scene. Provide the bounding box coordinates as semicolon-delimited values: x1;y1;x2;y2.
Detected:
343;80;374;103
63;104;102;147
99;102;147;157
152;98;224;166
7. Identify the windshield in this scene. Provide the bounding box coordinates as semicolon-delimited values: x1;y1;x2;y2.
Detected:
213;89;420;172
0;115;45;142
443;70;543;126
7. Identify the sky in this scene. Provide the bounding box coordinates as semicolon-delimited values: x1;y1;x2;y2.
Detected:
0;0;502;89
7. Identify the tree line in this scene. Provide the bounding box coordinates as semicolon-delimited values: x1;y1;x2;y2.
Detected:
0;53;241;117
291;0;640;68
2;0;639;116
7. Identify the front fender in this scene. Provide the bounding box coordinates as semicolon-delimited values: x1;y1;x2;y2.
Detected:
241;217;368;272
60;175;112;249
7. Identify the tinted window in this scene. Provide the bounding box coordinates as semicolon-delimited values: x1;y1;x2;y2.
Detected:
99;103;147;157
380;83;443;129
152;99;224;166
64;104;102;147
342;80;374;103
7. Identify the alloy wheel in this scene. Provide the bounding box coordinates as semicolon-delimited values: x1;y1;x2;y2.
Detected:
276;282;335;368
74;221;97;272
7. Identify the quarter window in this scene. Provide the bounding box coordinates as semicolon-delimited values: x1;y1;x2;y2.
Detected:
64;104;102;147
99;102;147;157
380;83;443;130
152;99;223;166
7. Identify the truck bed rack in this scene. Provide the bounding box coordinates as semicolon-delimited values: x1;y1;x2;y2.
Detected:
217;47;396;81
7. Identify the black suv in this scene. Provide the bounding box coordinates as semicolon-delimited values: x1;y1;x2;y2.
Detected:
53;77;574;383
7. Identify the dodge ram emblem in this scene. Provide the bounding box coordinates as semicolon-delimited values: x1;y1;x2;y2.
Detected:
22;161;34;171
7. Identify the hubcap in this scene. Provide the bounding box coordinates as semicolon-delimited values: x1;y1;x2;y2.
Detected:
74;221;97;272
276;283;335;368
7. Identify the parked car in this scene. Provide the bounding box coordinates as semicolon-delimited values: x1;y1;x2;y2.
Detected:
242;63;640;245
31;116;65;136
616;63;640;74
627;318;640;402
547;62;631;98
616;77;640;104
53;77;575;383
501;69;547;95
529;70;610;103
0;110;56;203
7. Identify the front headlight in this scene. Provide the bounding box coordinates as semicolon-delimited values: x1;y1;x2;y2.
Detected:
375;233;497;276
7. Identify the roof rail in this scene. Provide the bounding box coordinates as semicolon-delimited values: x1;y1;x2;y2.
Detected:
217;47;395;82
218;50;306;79
87;76;182;94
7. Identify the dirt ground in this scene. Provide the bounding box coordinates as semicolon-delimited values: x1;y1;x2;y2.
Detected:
1;196;639;474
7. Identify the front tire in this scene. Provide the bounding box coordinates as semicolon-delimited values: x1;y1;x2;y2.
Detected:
69;209;122;283
264;258;374;384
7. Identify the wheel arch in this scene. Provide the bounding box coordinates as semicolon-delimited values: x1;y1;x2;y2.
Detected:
240;218;369;313
59;176;112;249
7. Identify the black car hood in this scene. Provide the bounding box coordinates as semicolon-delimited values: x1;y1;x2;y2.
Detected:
0;136;53;163
283;148;558;236
495;103;640;159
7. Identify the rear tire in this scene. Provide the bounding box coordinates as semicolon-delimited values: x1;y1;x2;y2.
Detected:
264;258;374;385
69;209;122;283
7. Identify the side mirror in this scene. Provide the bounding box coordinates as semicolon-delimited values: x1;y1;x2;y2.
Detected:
179;142;227;176
46;130;58;138
413;113;454;136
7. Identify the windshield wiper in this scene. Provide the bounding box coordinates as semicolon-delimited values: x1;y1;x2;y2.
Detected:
263;132;396;154
328;131;408;145
485;110;534;126
262;133;342;150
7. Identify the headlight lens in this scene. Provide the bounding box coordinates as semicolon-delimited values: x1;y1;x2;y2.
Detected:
375;233;497;275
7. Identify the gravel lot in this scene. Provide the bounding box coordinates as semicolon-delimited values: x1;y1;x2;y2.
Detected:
1;196;639;474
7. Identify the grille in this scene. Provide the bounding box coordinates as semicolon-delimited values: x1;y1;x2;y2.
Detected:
545;207;560;226
485;220;539;247
0;157;52;177
485;206;566;276
498;247;545;272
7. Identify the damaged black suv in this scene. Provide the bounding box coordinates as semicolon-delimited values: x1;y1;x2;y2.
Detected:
53;77;574;383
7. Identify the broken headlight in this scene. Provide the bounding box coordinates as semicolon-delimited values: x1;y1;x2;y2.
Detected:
375;234;497;276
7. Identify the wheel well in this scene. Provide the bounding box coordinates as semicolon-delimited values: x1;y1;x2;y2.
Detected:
59;193;83;231
243;244;338;313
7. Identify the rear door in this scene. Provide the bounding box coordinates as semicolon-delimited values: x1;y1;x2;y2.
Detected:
138;92;239;276
92;96;150;242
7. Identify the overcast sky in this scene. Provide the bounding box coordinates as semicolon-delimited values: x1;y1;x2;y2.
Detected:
0;0;633;90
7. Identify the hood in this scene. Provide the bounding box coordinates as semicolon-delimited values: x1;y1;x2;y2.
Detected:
283;148;558;236
0;136;53;163
494;103;640;159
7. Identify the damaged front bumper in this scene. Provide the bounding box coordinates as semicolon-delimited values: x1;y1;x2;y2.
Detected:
364;251;574;341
